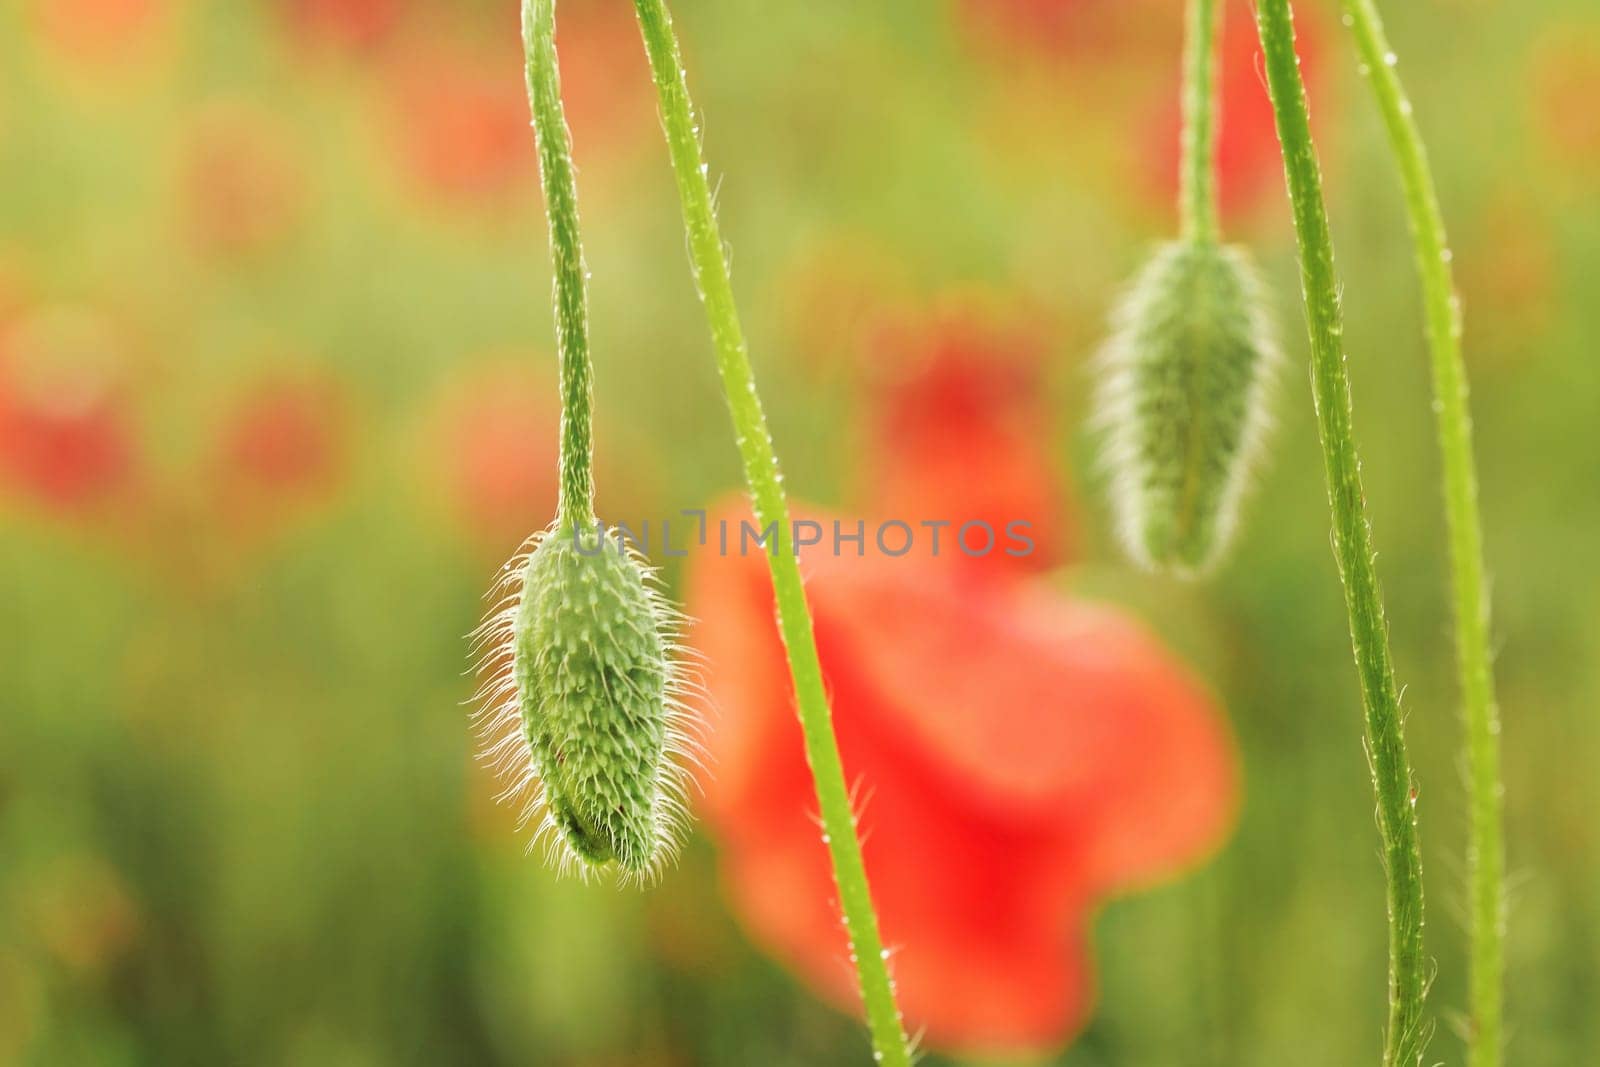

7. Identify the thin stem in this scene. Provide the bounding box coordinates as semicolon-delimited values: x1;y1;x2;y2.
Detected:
522;0;595;528
1252;3;1428;1065
1180;0;1222;242
628;2;913;1065
1338;6;1504;1061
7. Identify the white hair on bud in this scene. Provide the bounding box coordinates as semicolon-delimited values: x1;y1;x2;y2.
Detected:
1093;239;1282;577
470;522;707;885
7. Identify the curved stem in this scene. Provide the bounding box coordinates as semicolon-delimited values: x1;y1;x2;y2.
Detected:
1338;5;1504;1061
1252;3;1428;1064
1179;0;1222;242
628;2;913;1064
522;0;595;528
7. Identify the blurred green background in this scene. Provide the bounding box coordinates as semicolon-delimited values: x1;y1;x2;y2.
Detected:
1;0;1596;1063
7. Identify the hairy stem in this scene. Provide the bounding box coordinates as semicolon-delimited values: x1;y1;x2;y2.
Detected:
629;2;912;1063
1253;3;1428;1064
1338;4;1504;1061
1180;0;1222;242
522;0;595;528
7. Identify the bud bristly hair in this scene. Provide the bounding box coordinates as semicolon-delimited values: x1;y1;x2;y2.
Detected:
474;525;700;880
1096;239;1279;576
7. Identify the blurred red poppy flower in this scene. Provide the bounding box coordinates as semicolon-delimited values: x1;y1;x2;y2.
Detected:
429;358;662;562
276;0;405;55
958;0;1320;226
177;100;307;261
385;32;534;206
546;0;657;163
1148;0;1324;225
430;362;561;554
214;373;348;523
864;304;1074;575
959;0;1125;56
31;0;175;69
382;4;650;209
0;308;137;516
690;502;1236;1052
688;311;1237;1054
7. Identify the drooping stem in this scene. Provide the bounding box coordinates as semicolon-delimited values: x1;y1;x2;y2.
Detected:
628;2;912;1064
1338;5;1504;1061
522;0;595;528
1252;3;1428;1065
1179;0;1222;242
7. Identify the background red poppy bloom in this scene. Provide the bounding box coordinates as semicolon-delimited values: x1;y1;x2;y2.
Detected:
862;304;1075;575
959;0;1127;57
276;0;404;55
689;500;1238;1053
0;308;138;516
213;372;349;521
383;28;534;207
427;362;560;555
380;4;647;211
177;99;307;261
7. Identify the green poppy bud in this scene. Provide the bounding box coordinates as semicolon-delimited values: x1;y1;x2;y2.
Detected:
475;523;698;881
1095;238;1280;577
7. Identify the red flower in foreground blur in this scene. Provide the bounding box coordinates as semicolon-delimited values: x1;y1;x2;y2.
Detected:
689;310;1237;1053
0;308;137;516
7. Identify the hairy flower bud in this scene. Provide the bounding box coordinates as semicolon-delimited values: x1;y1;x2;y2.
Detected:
474;524;698;880
1095;239;1280;576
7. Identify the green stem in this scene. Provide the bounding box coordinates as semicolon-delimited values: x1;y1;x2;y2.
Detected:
1252;4;1428;1065
522;0;595;528
628;2;912;1064
1179;0;1222;242
1338;6;1505;1061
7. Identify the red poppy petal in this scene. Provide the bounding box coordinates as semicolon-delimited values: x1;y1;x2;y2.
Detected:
809;547;1236;852
861;305;1074;572
719;813;1093;1053
693;497;1235;863
690;495;1237;1050
688;500;817;836
1015;591;1239;891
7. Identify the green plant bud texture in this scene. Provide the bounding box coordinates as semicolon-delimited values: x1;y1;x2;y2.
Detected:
1095;238;1280;577
474;524;699;881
